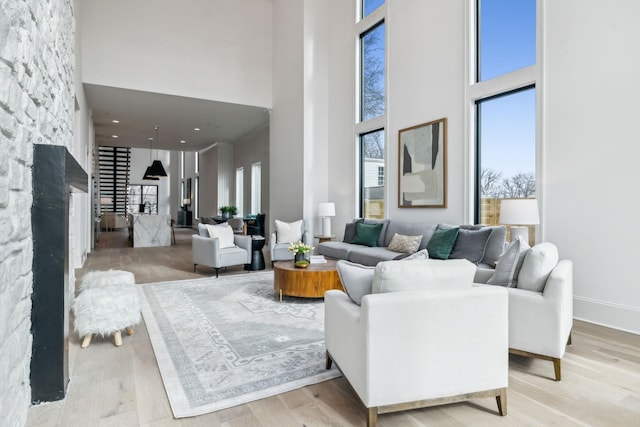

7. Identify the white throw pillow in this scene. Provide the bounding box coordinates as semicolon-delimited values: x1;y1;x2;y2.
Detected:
205;224;235;249
517;242;559;292
275;219;303;244
372;259;475;294
487;237;530;287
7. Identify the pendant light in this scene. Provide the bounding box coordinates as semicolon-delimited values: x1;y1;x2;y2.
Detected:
143;124;167;179
143;135;160;180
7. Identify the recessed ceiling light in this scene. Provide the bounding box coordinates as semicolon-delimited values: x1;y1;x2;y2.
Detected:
112;119;119;123
194;127;200;131
112;135;118;138
180;140;186;144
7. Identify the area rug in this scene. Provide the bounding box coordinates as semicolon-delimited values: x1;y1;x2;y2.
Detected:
138;271;341;418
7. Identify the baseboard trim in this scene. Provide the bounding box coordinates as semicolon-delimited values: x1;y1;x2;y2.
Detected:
574;296;640;335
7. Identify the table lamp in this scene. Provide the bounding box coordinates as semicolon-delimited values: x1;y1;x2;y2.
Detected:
100;197;112;213
499;199;540;243
182;198;191;210
318;202;336;237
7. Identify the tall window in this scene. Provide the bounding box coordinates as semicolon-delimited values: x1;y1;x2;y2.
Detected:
195;152;199;174
357;0;386;218
235;167;244;217
251;162;261;214
194;176;200;219
127;185;158;214
472;0;537;226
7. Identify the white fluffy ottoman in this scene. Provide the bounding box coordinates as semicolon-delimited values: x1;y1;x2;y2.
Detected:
73;270;141;348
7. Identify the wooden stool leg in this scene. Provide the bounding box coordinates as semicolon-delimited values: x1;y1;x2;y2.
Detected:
81;334;93;348
114;330;122;346
126;327;135;335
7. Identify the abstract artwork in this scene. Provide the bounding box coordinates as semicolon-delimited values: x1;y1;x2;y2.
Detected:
398;117;447;208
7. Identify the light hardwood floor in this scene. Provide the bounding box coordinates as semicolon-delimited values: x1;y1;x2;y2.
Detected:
27;228;640;426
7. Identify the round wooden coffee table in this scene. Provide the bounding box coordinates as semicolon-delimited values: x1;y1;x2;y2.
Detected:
273;259;343;301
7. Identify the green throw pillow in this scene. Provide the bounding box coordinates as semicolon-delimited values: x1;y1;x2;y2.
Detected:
351;222;383;247
427;227;460;259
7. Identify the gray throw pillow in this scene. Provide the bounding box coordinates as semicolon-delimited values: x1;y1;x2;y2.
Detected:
401;248;429;260
336;260;375;305
481;225;508;267
343;219;363;243
448;227;493;264
487;237;530;287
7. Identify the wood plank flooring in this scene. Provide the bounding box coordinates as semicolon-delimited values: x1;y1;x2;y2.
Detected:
26;228;640;426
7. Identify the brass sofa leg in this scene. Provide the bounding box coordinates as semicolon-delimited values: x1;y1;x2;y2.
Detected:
496;388;507;416
367;407;378;427
553;358;562;381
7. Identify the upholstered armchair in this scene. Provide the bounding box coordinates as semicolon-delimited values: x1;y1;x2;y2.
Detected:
506;259;573;381
227;217;245;234
269;219;310;267
325;260;509;426
475;240;573;381
192;223;251;277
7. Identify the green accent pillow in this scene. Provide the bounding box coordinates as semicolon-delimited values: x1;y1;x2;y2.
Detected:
427;227;460;259
351;222;384;247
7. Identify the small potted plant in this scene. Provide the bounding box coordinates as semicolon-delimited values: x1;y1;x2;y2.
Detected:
287;241;314;267
220;206;230;219
228;206;238;218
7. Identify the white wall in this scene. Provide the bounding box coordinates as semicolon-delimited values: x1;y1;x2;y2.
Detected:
543;0;640;333
80;0;273;108
270;0;305;226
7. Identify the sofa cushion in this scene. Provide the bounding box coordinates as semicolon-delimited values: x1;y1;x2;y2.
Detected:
336;260;375;305
387;233;423;254
348;246;403;266
275;219;303;244
351;222;384;247
316;241;353;260
362;218;390;247
426;227;459;260
198;223;209;236
517;242;559;292
372;259;475;294
205;224;235;248
487;236;530;287
448;227;493;264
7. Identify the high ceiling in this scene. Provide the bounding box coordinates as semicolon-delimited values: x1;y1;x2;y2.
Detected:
84;84;271;152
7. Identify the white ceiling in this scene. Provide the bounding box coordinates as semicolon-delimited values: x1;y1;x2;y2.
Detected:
84;84;271;152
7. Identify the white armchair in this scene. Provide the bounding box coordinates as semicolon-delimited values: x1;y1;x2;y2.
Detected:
507;259;573;381
192;224;252;277
269;219;310;266
325;260;509;426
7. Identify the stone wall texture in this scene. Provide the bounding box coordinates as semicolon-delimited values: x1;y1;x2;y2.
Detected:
0;0;75;424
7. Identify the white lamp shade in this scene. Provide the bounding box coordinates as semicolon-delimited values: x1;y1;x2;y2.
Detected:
318;202;336;217
499;199;540;225
100;197;112;205
183;198;191;205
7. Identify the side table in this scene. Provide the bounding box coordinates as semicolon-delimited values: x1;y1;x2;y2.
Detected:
245;236;265;271
314;235;335;244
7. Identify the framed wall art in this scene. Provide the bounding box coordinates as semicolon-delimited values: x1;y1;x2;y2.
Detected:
398;117;447;208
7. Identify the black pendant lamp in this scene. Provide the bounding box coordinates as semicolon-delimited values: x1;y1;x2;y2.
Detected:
143;125;167;179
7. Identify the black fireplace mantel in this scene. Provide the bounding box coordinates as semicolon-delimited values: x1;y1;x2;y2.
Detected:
31;144;88;403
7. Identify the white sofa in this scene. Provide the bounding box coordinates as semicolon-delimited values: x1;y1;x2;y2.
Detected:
325;259;509;426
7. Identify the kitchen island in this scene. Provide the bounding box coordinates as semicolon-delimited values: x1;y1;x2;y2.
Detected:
128;213;172;248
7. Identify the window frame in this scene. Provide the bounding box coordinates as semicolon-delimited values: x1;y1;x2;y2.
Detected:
466;0;541;225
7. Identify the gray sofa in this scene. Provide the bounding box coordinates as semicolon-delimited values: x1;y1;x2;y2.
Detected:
316;219;506;272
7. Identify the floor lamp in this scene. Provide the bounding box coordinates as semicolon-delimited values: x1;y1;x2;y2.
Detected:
499;199;540;243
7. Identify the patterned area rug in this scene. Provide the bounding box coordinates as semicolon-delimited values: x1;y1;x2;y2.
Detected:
139;271;341;418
